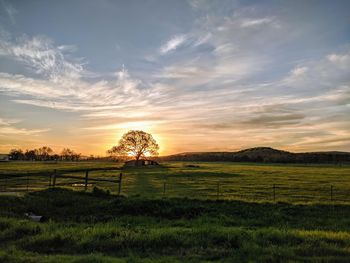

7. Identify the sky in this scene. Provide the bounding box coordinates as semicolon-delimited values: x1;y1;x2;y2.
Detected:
0;0;349;156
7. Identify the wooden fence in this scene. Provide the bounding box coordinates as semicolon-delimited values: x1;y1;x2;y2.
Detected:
0;170;349;203
0;167;123;195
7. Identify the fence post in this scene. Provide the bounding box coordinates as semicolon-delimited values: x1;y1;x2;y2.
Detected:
118;173;123;196
84;170;89;191
330;185;333;202
273;184;276;202
49;173;52;187
5;175;7;191
217;182;220;200
26;174;29;192
52;169;57;188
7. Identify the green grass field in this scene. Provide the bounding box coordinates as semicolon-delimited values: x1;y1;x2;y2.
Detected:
1;161;350;262
1;161;350;203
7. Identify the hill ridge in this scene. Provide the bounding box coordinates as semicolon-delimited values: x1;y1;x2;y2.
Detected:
157;147;350;163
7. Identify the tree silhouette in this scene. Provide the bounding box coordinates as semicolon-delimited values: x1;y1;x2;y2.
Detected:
24;149;36;161
61;148;81;161
8;149;24;160
36;146;53;161
108;130;159;161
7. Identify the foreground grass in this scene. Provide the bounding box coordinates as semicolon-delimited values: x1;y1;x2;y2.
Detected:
1;188;350;262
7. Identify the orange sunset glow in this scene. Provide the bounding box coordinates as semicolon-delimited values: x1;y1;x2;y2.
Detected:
0;0;349;156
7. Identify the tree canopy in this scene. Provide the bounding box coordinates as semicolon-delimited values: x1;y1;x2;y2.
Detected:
107;130;159;160
8;146;80;161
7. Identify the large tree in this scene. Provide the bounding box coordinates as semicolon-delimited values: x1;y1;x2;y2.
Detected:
108;130;159;160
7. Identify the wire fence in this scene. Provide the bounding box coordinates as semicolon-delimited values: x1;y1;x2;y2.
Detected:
0;170;349;203
155;181;350;203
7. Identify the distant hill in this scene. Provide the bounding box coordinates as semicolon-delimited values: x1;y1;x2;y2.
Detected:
157;147;350;163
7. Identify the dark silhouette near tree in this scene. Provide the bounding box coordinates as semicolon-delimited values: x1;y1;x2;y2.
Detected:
108;130;159;160
9;149;24;160
8;146;80;161
24;150;36;161
36;146;53;161
61;148;81;161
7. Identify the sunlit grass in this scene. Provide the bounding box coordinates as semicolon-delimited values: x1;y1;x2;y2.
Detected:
1;161;350;203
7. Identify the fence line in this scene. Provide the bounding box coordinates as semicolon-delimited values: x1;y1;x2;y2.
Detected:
159;179;347;203
0;168;123;195
0;167;121;178
0;171;349;203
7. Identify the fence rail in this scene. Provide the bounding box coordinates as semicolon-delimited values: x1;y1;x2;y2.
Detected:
0;167;121;178
0;168;123;195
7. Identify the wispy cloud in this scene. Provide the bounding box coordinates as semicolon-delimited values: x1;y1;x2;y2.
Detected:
193;32;212;47
240;17;275;28
327;52;350;69
0;68;148;112
0;117;20;126
1;0;18;24
0;118;50;135
290;66;308;77
0;35;84;82
159;34;187;54
0;33;153;114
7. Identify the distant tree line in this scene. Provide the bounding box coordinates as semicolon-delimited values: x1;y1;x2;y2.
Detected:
157;147;350;164
8;147;81;161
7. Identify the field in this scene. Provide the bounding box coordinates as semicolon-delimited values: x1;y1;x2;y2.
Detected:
1;161;350;203
1;161;350;262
